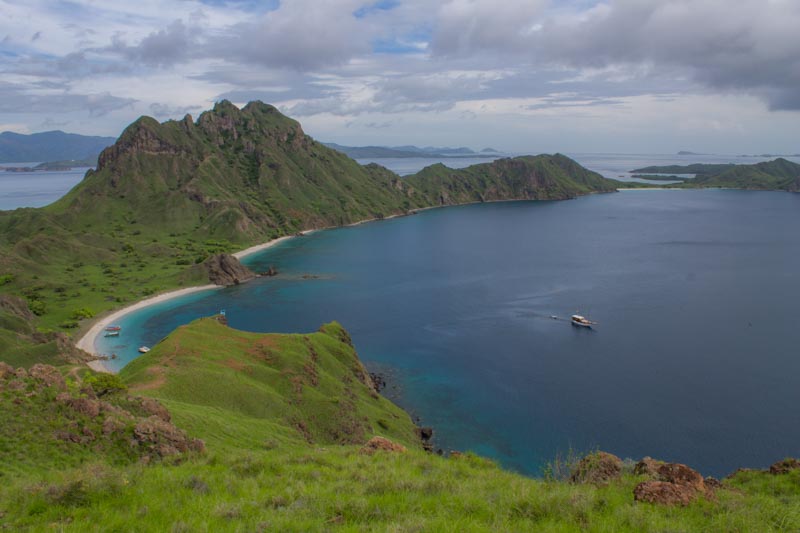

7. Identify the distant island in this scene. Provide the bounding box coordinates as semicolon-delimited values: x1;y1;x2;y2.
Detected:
3;156;97;172
0;130;115;164
323;142;502;159
629;159;800;190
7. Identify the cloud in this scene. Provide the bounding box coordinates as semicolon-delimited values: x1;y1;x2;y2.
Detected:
215;0;371;70
430;0;800;111
432;0;546;56
148;102;203;118
106;19;194;67
0;81;136;116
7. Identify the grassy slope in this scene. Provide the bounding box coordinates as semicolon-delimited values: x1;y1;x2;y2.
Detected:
119;318;420;452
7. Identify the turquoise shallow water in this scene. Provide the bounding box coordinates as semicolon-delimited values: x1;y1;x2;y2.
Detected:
95;190;800;477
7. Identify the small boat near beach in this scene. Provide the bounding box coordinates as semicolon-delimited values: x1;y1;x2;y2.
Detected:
571;314;596;328
104;330;120;337
104;325;121;332
138;346;150;353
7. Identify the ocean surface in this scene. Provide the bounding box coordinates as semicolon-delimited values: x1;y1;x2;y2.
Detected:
95;188;800;477
0;165;91;210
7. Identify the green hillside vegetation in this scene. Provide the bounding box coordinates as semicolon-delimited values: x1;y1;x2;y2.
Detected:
631;174;690;181
631;159;800;190
120;317;421;451
1;319;799;530
676;158;800;190
0;101;622;338
631;163;735;175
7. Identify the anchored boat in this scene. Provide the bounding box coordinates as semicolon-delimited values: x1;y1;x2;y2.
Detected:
571;314;596;328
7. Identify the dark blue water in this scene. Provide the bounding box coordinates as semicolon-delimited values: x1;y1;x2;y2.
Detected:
96;190;800;477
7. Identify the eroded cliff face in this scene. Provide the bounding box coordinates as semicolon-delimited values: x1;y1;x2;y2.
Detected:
202;254;256;286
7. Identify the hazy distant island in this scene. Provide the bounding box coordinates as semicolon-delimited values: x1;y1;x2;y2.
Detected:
0;130;114;164
2;156;97;172
630;159;800;190
323;142;502;159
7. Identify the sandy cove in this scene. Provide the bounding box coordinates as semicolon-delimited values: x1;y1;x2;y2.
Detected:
77;229;324;372
77;208;454;373
77;285;220;372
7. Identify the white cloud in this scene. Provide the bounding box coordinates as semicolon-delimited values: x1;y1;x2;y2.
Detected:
0;0;798;153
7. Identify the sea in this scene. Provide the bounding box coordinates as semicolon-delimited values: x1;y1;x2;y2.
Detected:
4;154;800;478
0;164;92;210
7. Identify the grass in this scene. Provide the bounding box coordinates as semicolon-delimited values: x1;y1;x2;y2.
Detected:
120;318;421;451
2;446;800;531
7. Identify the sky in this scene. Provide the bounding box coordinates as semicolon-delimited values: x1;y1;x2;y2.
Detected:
1;0;799;154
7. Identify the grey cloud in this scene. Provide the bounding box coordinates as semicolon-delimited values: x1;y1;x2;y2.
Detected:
432;0;800;111
212;1;370;70
148;102;203;118
432;0;546;57
0;81;136;116
107;20;193;67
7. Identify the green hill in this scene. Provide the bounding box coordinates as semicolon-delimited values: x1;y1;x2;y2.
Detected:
631;159;800;190
681;158;800;190
0;101;620;335
120;317;420;451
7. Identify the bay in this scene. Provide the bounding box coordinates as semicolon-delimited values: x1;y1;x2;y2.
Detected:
96;188;800;477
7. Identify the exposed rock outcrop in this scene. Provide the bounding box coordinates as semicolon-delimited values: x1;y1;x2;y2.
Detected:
769;458;800;475
360;436;407;455
133;416;206;459
204;253;256;286
570;452;623;485
634;481;696;506
633;460;711;506
2;364;203;464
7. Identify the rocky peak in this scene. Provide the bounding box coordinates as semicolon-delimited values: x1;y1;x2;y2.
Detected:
203;253;256;286
97;116;186;172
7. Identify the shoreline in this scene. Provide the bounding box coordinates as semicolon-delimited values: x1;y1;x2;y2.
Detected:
75;285;222;372
75;193;611;373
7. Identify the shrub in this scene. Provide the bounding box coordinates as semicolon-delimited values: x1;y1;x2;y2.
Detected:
28;300;46;316
71;307;95;320
84;373;127;397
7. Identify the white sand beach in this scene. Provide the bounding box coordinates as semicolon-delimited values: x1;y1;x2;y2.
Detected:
76;285;221;362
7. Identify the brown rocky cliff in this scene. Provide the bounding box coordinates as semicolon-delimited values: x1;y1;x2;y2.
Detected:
203;253;256;286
